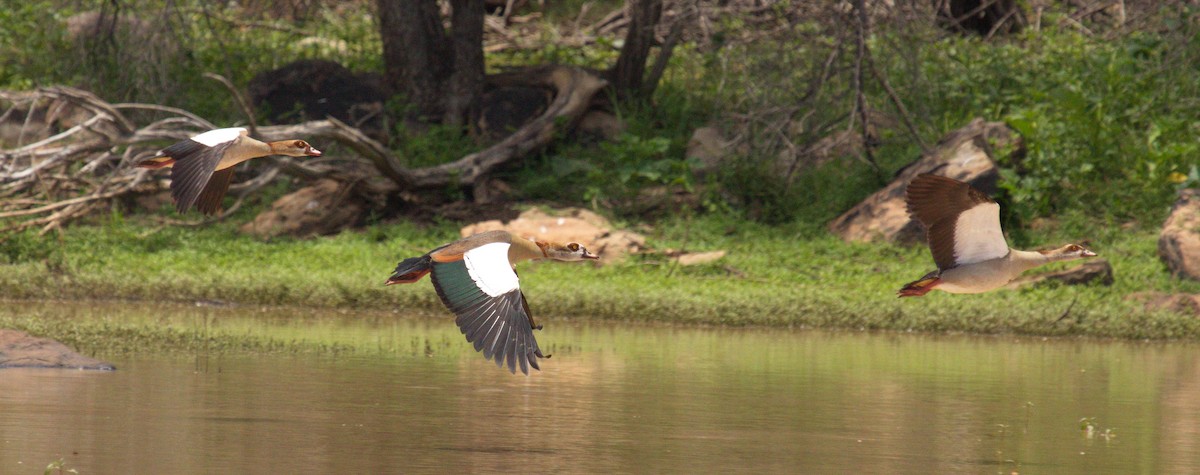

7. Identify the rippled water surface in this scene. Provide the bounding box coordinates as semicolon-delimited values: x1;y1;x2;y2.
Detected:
1;302;1197;473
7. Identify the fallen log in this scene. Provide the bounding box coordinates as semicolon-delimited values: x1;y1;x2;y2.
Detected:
0;66;609;234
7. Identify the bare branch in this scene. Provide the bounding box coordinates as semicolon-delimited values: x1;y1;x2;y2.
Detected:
203;72;258;136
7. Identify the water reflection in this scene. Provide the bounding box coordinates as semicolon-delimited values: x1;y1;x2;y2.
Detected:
0;302;1196;473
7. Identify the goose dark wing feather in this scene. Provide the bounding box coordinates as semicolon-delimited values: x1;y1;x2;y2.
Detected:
904;173;993;228
160;138;207;160
515;320;529;375
905;173;1003;270
195;167;234;216
167;140;232;213
430;259;543;374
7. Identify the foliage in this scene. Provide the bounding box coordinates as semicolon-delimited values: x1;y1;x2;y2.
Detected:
1;1;381;122
915;27;1200;223
0;2;71;90
528;133;692;207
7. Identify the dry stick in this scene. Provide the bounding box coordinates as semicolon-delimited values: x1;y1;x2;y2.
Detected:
984;9;1021;40
41;86;135;134
1070;0;1116;22
7;114;112;155
0;177;142;219
17;97;40;147
1059;15;1096;36
503;0;517;23
850;0;882;179
113;103;216;130
573;1;592;38
203;72;258;136
1054;296;1080;323
782;44;843;187
864;49;930;154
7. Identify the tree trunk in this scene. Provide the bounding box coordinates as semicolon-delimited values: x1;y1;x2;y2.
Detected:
376;0;450;121
446;0;485;129
609;0;663;101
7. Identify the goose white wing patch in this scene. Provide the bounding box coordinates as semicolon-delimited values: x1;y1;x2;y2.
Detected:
191;127;247;147
463;242;520;297
954;202;1008;265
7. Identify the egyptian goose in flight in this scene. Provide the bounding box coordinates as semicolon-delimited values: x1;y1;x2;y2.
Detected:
385;230;599;374
898;174;1096;297
137;127;321;215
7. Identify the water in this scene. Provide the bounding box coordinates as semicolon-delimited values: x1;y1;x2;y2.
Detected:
0;302;1197;473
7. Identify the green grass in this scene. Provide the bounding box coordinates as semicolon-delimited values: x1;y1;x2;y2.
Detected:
2;213;1199;341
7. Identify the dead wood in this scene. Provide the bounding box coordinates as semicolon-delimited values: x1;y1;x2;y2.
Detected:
1;66;607;234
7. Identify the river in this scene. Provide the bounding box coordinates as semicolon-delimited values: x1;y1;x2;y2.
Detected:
0;302;1195;473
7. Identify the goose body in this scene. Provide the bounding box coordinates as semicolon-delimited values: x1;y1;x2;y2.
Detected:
899;174;1096;297
386;230;599;374
137;127;321;215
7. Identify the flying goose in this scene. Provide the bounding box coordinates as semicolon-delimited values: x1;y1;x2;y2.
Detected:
386;230;599;374
137;127;321;215
898;174;1096;297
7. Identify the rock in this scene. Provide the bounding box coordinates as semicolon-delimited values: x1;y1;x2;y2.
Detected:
828;118;1023;243
1125;291;1200;316
687;126;732;178
1159;189;1200;280
240;179;366;239
248;60;388;138
460;207;645;263
1005;259;1114;289
0;329;114;370
673;250;727;266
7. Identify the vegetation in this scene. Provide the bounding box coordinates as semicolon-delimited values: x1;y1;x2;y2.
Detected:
3;213;1200;342
3;2;1200;343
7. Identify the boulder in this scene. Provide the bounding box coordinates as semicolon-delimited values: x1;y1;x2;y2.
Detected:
0;329;114;370
1159;189;1200;280
687;126;732;178
1125;292;1200;316
828;118;1023;243
673;250;727;266
460;207;644;263
1005;259;1114;289
240;179;366;239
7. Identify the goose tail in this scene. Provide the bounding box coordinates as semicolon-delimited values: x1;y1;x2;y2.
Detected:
386;255;433;285
898;272;940;298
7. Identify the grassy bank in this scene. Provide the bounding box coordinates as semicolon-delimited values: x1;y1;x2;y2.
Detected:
4;3;1200;344
3;213;1199;341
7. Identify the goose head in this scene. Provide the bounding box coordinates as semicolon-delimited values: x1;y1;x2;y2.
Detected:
270;140;322;157
1039;243;1097;261
540;241;600;261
